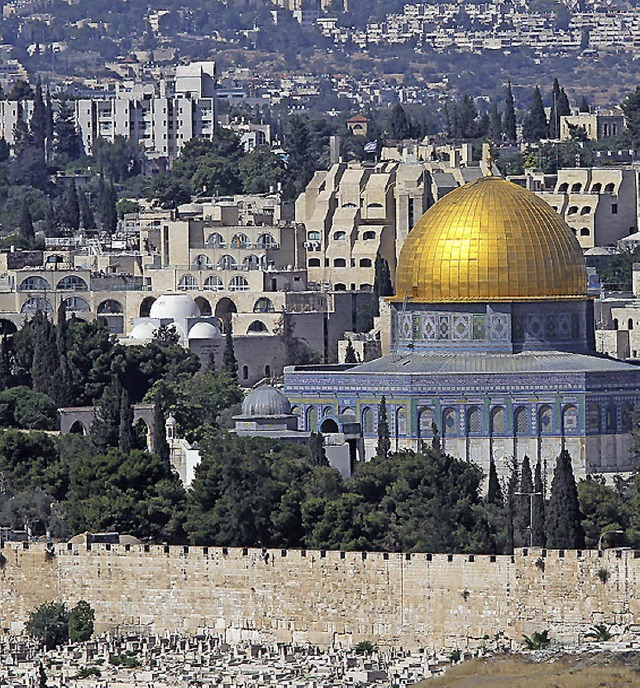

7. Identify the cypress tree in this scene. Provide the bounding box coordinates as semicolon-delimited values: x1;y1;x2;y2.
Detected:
0;335;11;390
487;456;503;505
505;457;519;554
31;312;58;398
546;449;585;549
44;87;54;162
118;388;134;452
78;192;96;230
515;455;534;546
388;104;412;141
431;421;441;453
373;254;393;317
548;77;562;139
90;377;122;452
64;179;80;233
504;82;517;144
376;395;390;460
489;99;502;142
152;400;170;463
344;339;357;364
578;95;590;113
30;77;47;152
222;319;238;378
309;432;328;466
522;86;548;142
559;88;570;120
532;459;546;547
19;199;35;247
98;178;117;234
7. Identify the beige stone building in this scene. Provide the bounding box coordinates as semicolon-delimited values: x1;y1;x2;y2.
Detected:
559;110;625;142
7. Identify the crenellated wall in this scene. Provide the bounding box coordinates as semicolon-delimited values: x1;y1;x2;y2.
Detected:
1;544;638;649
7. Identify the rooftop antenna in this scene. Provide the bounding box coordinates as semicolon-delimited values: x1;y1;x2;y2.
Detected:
486;141;494;177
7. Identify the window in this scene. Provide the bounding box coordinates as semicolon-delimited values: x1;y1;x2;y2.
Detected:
395;407;407;436
306;406;318;431
580;206;591;215
21;297;52;314
218;255;237;270
257;233;276;248
418;408;435;439
466;407;481;435
591;182;602;193
563;405;579;435
514;407;529;436
629;318;634;330
242;365;249;380
57;275;88;291
538;405;553;435
580;228;590;236
264;365;271;377
362;231;376;240
18;276;51;292
231;233;249;248
362;407;374;434
333;231;346;241
605;404;617;432
247;320;268;333
307;231;321;241
243;255;260;270
334;283;346;291
612;203;618;215
178;274;198;291
571;183;582;193
192;254;212;269
587;403;600;433
442;408;457;437
490;407;505;435
254;297;275;313
621;403;633;432
604;183;615;194
334;258;347;267
62;296;90;312
308;258;321;267
613;318;619;330
229;276;249;292
206;233;225;248
359;258;372;267
558;182;569;192
360;283;372;292
567;206;578;215
204;275;224;291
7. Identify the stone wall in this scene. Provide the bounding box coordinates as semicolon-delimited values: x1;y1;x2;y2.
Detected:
1;544;638;649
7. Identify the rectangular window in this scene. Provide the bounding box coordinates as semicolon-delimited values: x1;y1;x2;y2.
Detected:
612;203;618;214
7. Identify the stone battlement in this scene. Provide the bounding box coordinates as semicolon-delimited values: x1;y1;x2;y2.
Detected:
1;544;638;649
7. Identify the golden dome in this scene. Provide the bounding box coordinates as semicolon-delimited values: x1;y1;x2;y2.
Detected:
394;176;587;302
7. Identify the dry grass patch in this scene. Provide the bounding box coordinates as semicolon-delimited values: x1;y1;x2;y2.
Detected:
412;652;639;687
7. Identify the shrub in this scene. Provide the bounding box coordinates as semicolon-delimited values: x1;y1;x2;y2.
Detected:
68;600;95;643
522;629;551;650
26;602;69;649
596;567;610;583
585;624;614;641
354;640;376;655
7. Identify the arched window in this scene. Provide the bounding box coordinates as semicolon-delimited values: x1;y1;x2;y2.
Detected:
562;405;579;435
362;406;374;434
97;299;123;314
18;276;51;292
628;318;634;330
490;406;505;435
604;182;615;194
605;403;617;432
580;206;591;215
395;407;407;436
587;402;600;433
367;202;383;209
192;254;212;269
97;299;124;334
442;408;457;437
333;231;347;241
178;274;198;291
203;275;224;291
613;318;619;330
360;283;373;292
206;233;226;248
264;364;271;377
194;296;212;316
418;407;435;439
57;275;88;291
243;255;260;270
621;403;633;432
257;233;276;248
362;231;376;240
139;296;156;317
334;283;347;291
242;365;249;380
307;231;321;241
229;275;249;292
359;258;372;267
218;255;237;270
247;320;268;333
231;233;249;248
466;407;481;435
567;206;578;215
558;182;569;192
307;406;318;431
591;182;602;193
254;297;275;313
308;258;321;267
580;228;590;236
334;258;347;267
538;405;553;435
514;406;529;436
21;297;52;314
571;183;582;193
62;296;90;312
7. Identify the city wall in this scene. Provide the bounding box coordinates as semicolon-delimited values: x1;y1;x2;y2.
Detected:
1;544;638;650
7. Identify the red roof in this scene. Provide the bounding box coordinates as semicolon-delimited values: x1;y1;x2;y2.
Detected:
346;115;369;123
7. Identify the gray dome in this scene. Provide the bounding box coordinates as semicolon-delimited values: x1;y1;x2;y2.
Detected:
242;386;292;417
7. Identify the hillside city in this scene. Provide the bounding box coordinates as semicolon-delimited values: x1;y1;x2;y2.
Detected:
0;1;639;687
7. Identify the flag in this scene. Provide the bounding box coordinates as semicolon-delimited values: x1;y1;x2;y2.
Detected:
364;140;378;153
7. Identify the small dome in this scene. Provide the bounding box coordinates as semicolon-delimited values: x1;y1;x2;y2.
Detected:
129;321;156;340
394;176;587;302
188;321;221;339
149;293;200;319
242;385;292;417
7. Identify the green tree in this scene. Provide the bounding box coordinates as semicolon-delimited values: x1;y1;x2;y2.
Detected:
489;99;502;142
578;95;590;113
376;395;390;460
275;310;321;366
90;377;123;452
515;455;534;547
30;78;47;153
7;79;34;100
222;321;238;379
344;339;358;364
118;387;133;452
577;475;629;549
98;177;117;234
504;82;517;144
149;173;192;210
486;456;503;505
546;450;585;549
152;399;170;463
78;192;96;230
283;115;316;199
388;104;411;140
309;432;328;467
548;78;563;140
26;602;69;649
53;100;82;163
238;145;286;194
62;180;80;233
532;459;546;547
0;386;57;430
68;600;94;643
522;86;548;142
622;86;640;148
19;198;35;247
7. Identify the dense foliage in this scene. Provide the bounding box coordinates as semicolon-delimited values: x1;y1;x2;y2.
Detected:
27;600;94;649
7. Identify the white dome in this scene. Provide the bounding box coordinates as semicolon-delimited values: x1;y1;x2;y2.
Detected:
129;321;157;340
188;321;221;339
149;294;200;320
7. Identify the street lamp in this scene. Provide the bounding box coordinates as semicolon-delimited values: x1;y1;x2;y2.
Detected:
515;490;542;547
597;529;624;553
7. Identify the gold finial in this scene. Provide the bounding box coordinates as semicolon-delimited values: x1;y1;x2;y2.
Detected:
486;142;494;176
